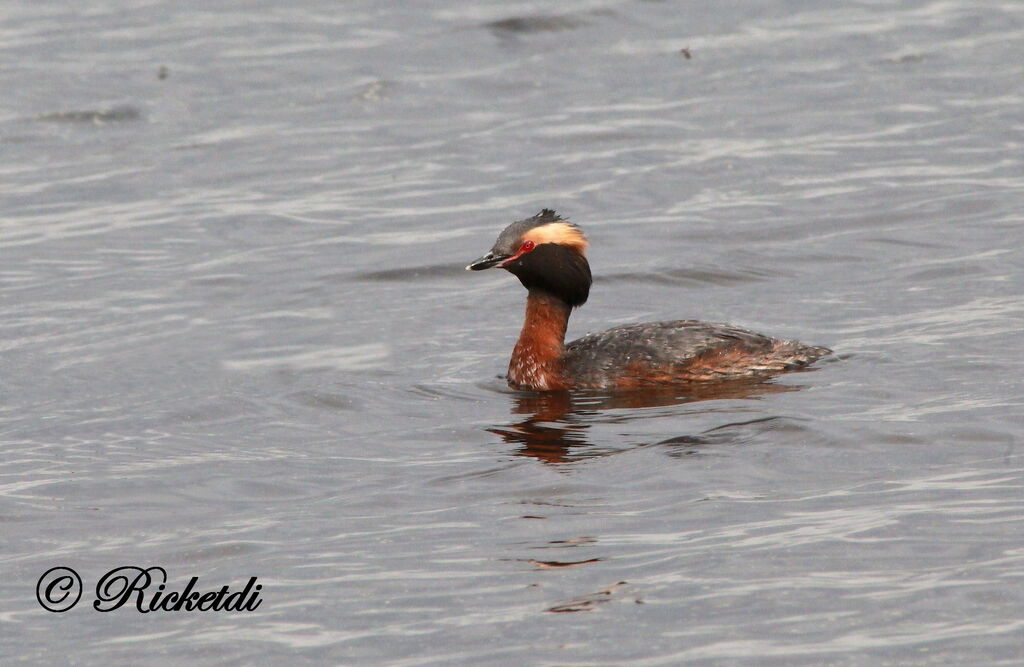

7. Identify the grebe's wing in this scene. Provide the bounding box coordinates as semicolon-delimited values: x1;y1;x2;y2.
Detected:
564;320;828;387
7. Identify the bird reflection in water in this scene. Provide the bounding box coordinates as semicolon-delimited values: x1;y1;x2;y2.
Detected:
488;380;800;463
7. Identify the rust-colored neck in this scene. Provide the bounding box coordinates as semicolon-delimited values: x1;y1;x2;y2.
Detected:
507;290;572;391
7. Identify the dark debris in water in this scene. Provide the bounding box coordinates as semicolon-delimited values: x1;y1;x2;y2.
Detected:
36;105;143;124
485;15;583;34
528;558;602;568
542;536;597;547
547;581;640;613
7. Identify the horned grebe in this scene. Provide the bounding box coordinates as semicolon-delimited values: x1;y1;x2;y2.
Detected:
467;209;830;391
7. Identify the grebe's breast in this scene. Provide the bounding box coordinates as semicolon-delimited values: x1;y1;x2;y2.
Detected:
562;320;830;389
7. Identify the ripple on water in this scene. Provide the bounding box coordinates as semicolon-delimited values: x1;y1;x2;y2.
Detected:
222;343;390;372
355;263;466;282
34;105;143;124
599;264;790;287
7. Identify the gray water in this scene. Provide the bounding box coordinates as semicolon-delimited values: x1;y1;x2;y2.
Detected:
2;0;1023;664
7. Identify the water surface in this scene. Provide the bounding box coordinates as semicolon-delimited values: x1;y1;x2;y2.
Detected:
2;0;1023;663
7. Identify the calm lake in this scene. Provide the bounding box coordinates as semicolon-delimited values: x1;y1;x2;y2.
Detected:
3;0;1022;663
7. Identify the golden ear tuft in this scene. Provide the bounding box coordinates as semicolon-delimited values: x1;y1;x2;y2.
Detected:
523;222;588;253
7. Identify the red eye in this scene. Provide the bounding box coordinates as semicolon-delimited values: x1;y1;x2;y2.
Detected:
520;239;535;253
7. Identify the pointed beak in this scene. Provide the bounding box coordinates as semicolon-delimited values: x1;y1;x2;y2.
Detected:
466;251;507;271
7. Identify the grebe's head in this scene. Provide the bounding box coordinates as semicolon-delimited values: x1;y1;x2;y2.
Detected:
467;209;592;307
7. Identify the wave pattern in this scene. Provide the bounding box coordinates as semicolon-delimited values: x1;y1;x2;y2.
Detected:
1;0;1023;663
